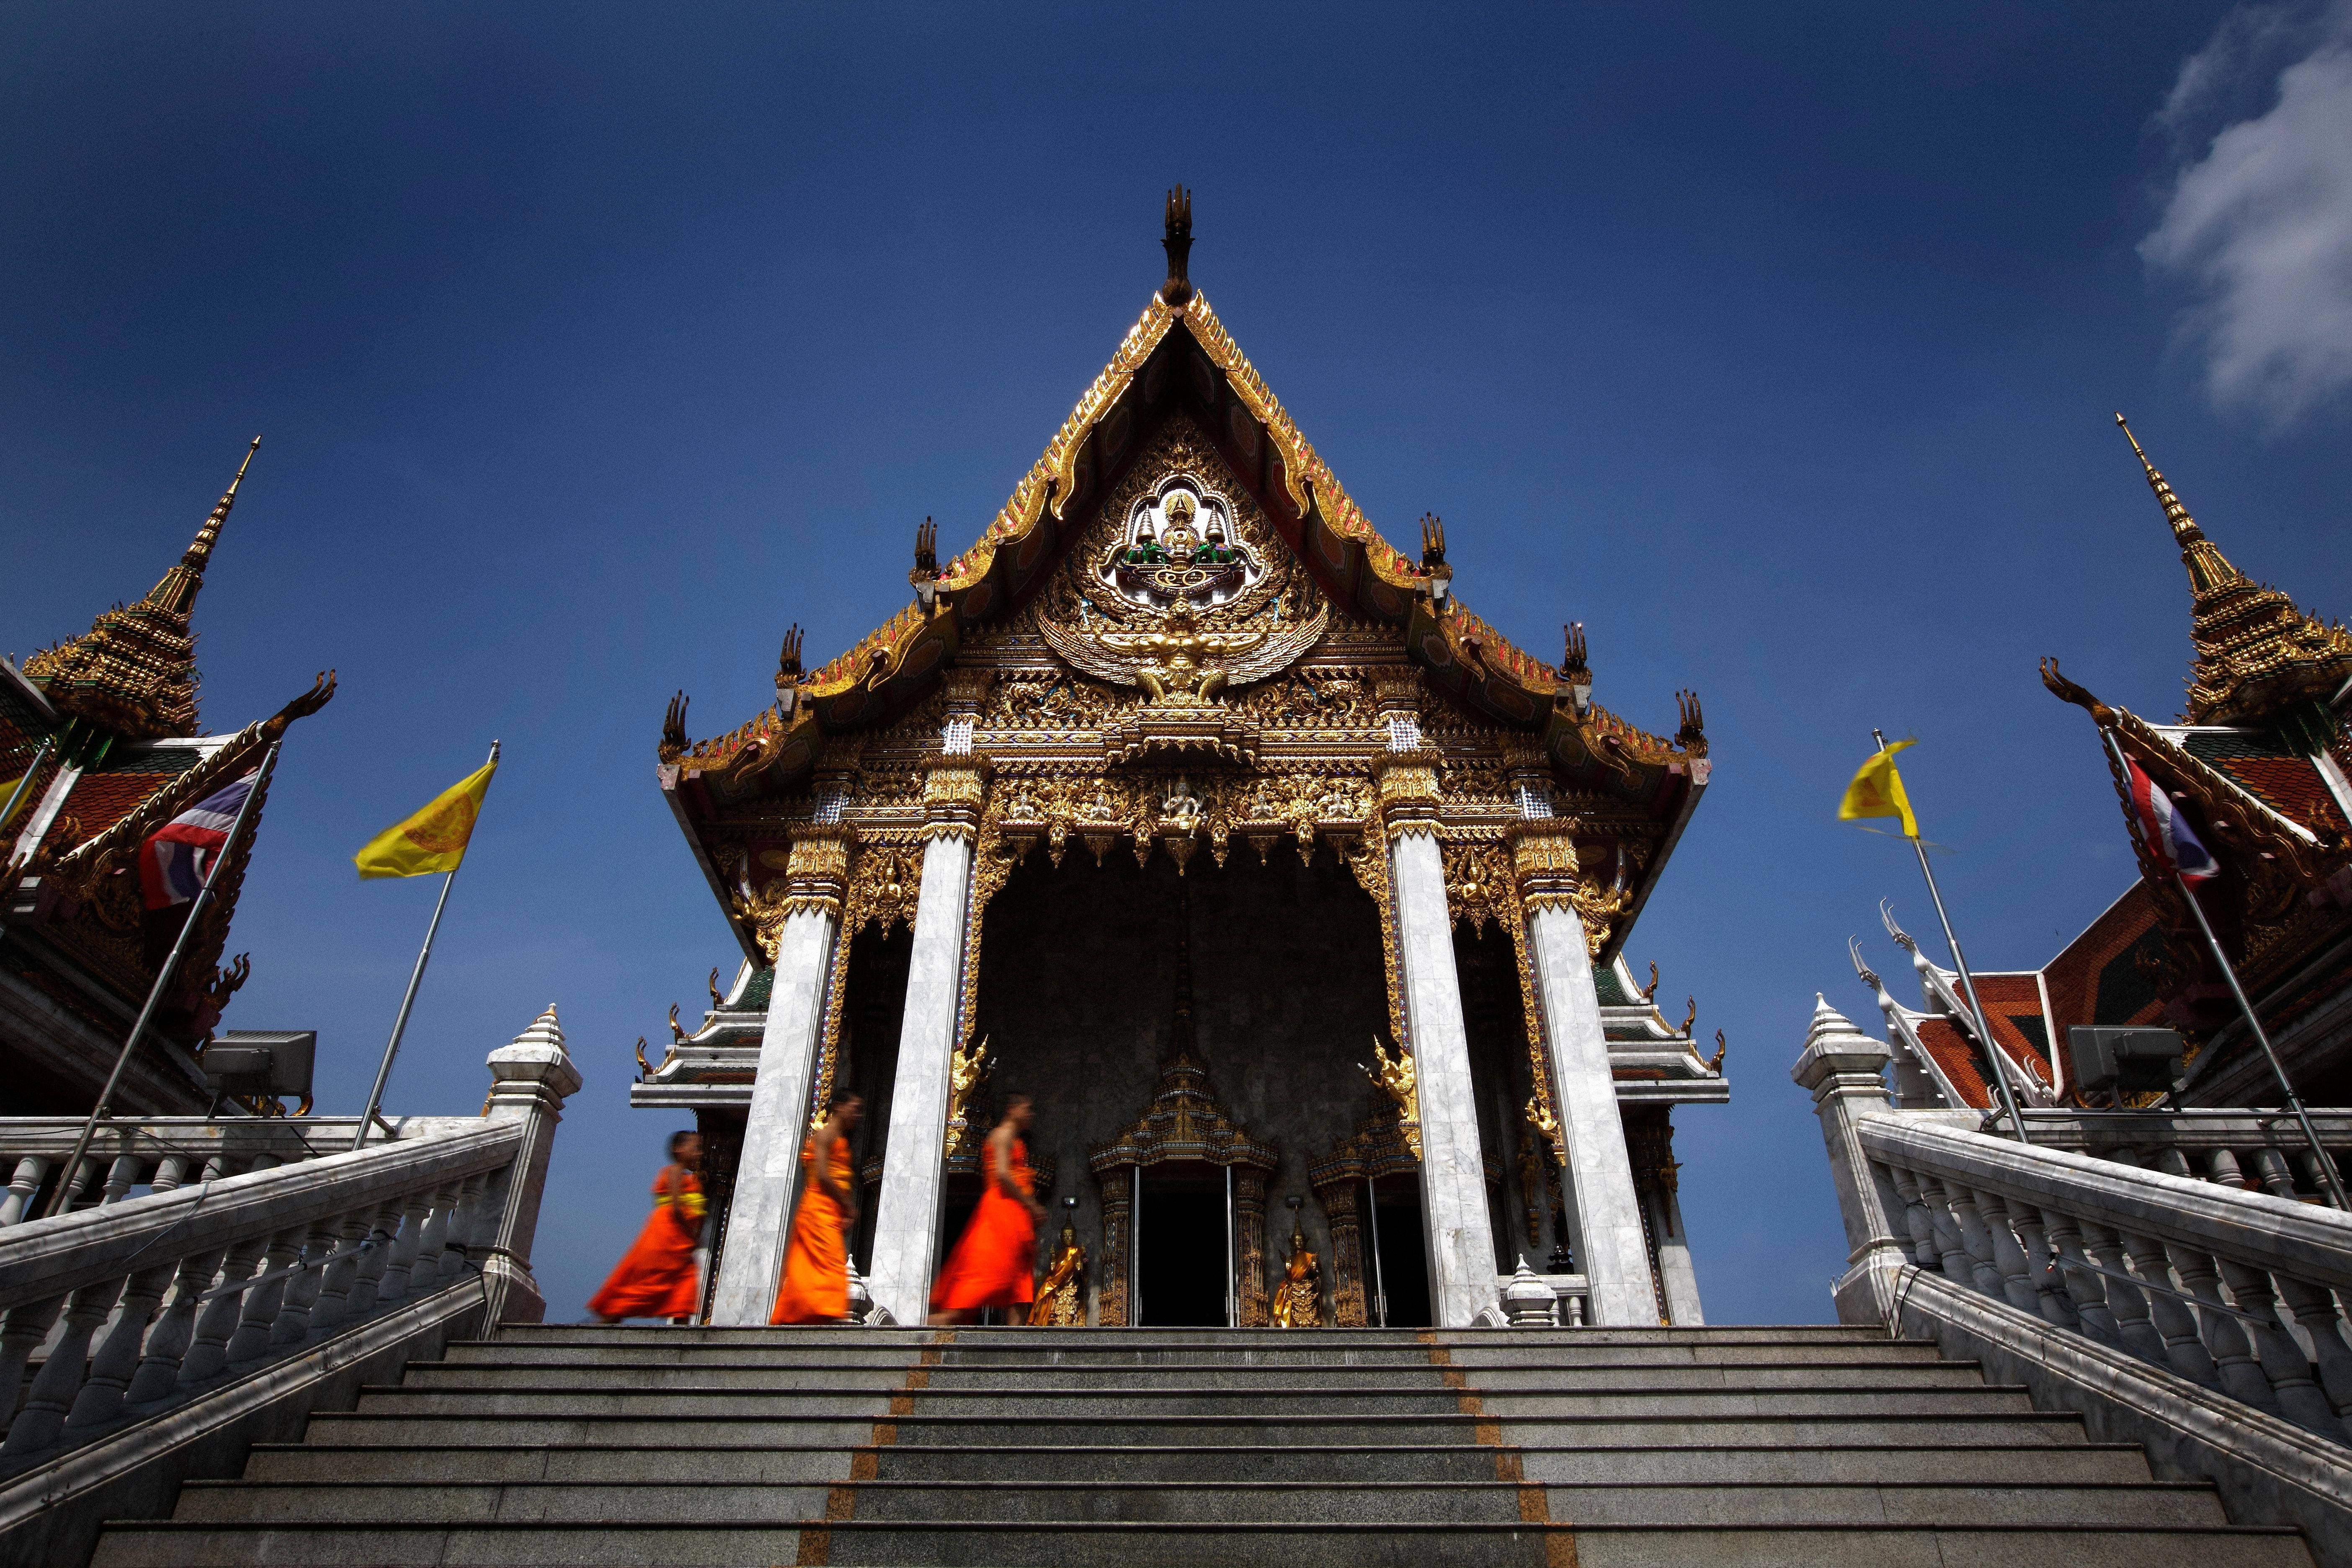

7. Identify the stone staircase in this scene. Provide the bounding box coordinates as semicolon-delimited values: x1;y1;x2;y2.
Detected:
88;1324;2314;1566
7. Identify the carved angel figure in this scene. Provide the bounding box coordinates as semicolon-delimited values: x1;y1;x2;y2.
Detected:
1362;1036;1419;1126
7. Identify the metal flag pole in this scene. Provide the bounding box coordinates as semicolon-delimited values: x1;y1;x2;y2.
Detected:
1873;730;2033;1146
353;740;499;1152
44;740;283;1218
2100;729;2349;1209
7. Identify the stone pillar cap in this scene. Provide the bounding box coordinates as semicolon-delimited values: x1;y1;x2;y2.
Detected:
1791;993;1890;1088
489;1003;584;1094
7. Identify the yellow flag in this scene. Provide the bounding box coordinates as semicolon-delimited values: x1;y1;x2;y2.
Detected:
354;760;498;879
1839;741;1919;839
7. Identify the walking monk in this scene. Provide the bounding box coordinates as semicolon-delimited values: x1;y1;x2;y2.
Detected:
772;1093;864;1324
930;1091;1046;1326
587;1131;705;1324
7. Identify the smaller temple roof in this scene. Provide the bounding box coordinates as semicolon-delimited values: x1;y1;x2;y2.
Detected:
23;438;260;741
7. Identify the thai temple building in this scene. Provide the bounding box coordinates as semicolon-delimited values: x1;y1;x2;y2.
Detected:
1842;418;2352;1116
635;193;1728;1329
0;441;333;1115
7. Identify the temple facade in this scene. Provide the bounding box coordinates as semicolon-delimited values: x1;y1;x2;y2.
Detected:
0;440;333;1115
1840;419;2352;1116
635;199;1727;1330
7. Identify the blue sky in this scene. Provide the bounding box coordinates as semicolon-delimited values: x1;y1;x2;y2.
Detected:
5;3;2348;1323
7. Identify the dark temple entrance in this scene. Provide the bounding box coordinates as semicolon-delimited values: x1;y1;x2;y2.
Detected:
1365;1173;1431;1328
1136;1168;1230;1327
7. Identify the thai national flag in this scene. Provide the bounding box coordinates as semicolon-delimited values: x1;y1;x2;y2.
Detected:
138;772;257;911
2126;756;2219;883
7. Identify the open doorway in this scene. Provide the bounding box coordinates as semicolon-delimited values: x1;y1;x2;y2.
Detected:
1137;1167;1230;1326
1364;1173;1431;1328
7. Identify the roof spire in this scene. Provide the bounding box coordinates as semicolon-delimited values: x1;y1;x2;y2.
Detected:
21;436;263;739
2115;413;2237;595
1160;186;1194;309
147;435;261;618
2112;414;2352;725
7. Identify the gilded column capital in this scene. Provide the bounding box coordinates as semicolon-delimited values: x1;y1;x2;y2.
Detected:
782;822;853;913
921;761;988;841
1375;748;1442;839
1506;818;1581;911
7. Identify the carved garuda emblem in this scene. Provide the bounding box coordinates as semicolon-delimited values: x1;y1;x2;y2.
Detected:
1038;465;1326;704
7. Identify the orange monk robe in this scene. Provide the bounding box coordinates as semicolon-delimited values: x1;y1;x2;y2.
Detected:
931;1138;1037;1312
772;1135;856;1325
587;1168;704;1320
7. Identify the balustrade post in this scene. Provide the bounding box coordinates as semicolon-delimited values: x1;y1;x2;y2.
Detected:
1884;1165;1939;1270
377;1191;434;1305
57;1155;99;1212
407;1183;458;1296
124;1248;224;1404
98;1153;142;1206
71;1261;178;1426
306;1210;369;1334
1929;1178;2008;1300
2167;1240;2278;1411
2298;1150;2342;1198
0;1295;65;1434
2274;1275;2352;1416
224;1222;309;1367
479;1004;582;1326
2215;1259;2344;1438
2113;1229;2222;1386
343;1202;403;1318
1967;1190;2045;1315
2079;1220;2170;1366
149;1154;193;1194
1913;1176;1977;1289
269;1219;337;1346
1;1277;125;1455
1790;997;1911;1325
1;1155;51;1226
2037;1209;2112;1342
2207;1149;2251;1190
1997;1201;2076;1328
178;1234;270;1384
2250;1148;2299;1200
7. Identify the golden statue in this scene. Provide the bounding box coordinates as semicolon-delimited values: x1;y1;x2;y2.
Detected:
1039;598;1328;706
1028;1205;1086;1326
1271;1211;1322;1328
1362;1035;1418;1123
944;1033;993;1156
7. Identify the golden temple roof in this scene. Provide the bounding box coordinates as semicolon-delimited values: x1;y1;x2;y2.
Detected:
24;438;261;740
2119;415;2352;727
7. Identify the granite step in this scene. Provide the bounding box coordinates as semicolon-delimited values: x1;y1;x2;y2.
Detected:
395;1357;1988;1393
91;1518;2314;1568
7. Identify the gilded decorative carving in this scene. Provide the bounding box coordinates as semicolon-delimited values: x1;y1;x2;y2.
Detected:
943;1034;995;1158
1362;1036;1421;1159
1316;1181;1368;1328
1341;832;1411;1051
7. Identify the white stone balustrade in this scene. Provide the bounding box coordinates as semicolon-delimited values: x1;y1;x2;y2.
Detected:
0;1006;578;1476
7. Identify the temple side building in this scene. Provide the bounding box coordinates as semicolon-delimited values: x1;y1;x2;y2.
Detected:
635;199;1726;1330
1844;420;2352;1113
0;441;332;1114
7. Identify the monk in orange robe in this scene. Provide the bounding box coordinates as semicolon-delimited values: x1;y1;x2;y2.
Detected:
772;1093;865;1325
587;1131;706;1323
930;1091;1046;1325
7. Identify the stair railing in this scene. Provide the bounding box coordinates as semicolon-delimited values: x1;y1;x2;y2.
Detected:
0;1004;579;1474
1795;996;2352;1448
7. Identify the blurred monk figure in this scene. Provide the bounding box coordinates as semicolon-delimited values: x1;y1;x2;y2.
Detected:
588;1130;706;1324
930;1091;1045;1326
773;1093;864;1325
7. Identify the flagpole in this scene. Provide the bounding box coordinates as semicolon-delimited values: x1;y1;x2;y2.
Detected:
44;740;283;1218
353;739;498;1153
2100;729;2348;1209
1874;730;2034;1145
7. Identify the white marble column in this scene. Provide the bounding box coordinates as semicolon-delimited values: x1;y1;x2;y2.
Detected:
480;1004;583;1326
1386;829;1502;1328
1790;994;1911;1326
864;784;980;1326
1525;899;1659;1327
707;903;841;1326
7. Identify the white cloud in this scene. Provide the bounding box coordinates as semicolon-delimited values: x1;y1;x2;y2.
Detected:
2142;2;2352;426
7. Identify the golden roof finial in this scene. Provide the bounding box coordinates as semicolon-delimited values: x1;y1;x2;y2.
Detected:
2112;415;2352;725
1160;186;1194;309
147;435;261;618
